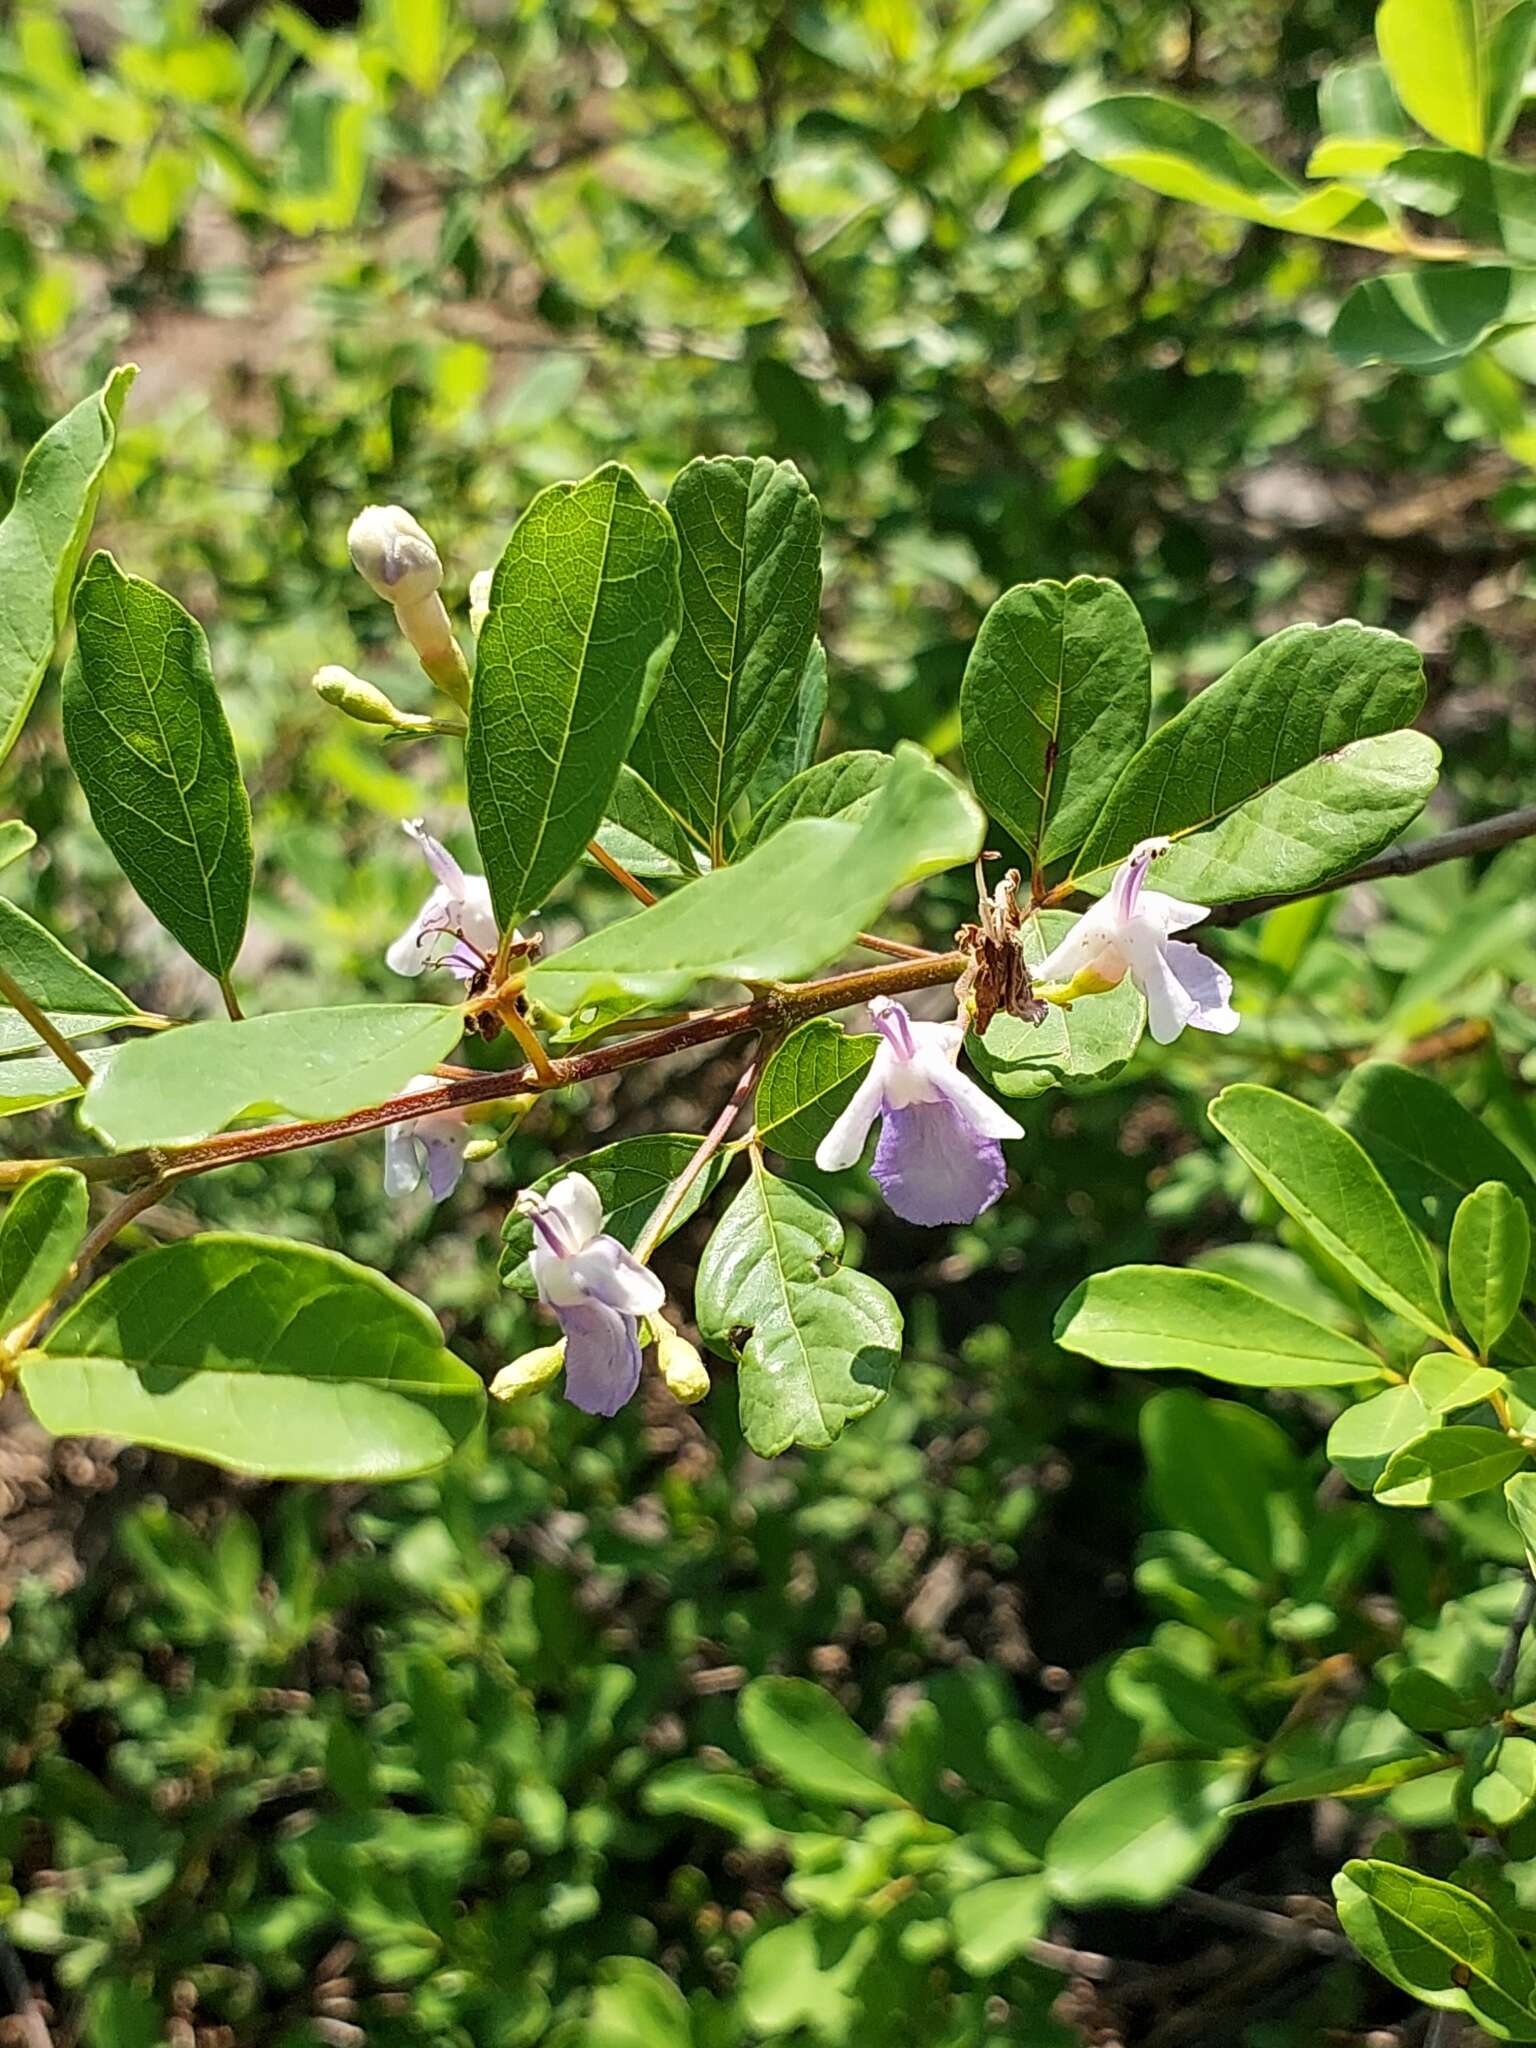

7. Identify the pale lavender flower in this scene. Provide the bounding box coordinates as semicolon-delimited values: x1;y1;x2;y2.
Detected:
384;1076;472;1202
1033;836;1239;1046
386;818;499;982
518;1173;666;1417
815;997;1023;1226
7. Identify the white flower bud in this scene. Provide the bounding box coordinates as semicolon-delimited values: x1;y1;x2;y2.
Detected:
468;568;494;639
347;504;443;608
490;1340;565;1402
655;1330;710;1405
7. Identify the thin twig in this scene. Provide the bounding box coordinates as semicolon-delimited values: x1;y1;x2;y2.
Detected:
633;1047;767;1263
1175;1889;1349;1957
1023;1935;1115;1982
1203;805;1536;927
0;962;92;1085
1494;1570;1536;1697
856;932;939;961
587;838;658;905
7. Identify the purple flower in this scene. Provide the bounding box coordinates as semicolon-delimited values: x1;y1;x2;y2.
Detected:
386;818;499;982
518;1173;666;1416
1033;836;1239;1045
384;1076;472;1202
815;997;1023;1226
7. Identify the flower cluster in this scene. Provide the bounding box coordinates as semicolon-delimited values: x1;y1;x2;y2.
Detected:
373;809;1238;1417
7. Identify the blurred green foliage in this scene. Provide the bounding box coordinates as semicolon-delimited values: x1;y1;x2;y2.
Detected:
6;0;1536;2041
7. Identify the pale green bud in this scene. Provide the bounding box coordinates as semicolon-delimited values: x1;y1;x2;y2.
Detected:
468;568;494;639
313;664;413;727
347;504;443;608
655;1330;710;1405
490;1341;565;1402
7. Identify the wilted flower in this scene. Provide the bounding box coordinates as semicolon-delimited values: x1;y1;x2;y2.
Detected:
1033;836;1239;1045
815;997;1023;1226
347;505;443;607
518;1174;667;1416
384;1076;471;1202
386;818;499;982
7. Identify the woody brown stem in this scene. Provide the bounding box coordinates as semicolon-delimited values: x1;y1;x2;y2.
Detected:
7;797;1536;1197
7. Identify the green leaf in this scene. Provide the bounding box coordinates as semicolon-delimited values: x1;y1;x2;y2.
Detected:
1470;1735;1536;1829
526;744;983;1015
586;1960;694;2048
1328;1384;1440;1492
1055;94;1397;247
1231;1753;1452;1813
643;1761;786;1850
0;367;135;770
739;1676;905;1810
1411;1351;1510;1413
1451;1182;1531;1353
631;456;822;855
1383;147;1536;262
971;908;1145;1099
66;553;252;980
733;751;890;859
1045;1760;1248;1909
1140;1387;1296;1578
0;1168;88;1333
1489;0;1536;148
82;1004;466;1149
0;897;139;1021
1507;1470;1536;1568
0;823;36;871
950;1876;1050;1974
744;639;827;813
1389;1665;1499;1733
1072;623;1425;883
0;1045;115;1120
756;1020;877;1160
1333;1859;1536;2040
499;1134;726;1298
594;767;701;881
21;1235;485;1480
1054;1265;1387;1388
1319;54;1411;140
959;576;1150;872
695;1158;901;1456
1142;730;1439;906
1334;1063;1536;1235
1378;1425;1528;1505
1332;267;1536;373
1209;1084;1452;1343
467;464;681;927
1376;0;1487;155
